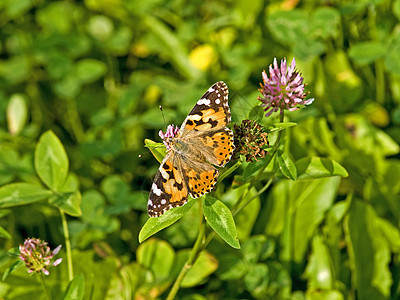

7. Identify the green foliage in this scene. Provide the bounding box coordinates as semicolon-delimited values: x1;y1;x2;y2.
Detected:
0;0;399;299
203;196;240;249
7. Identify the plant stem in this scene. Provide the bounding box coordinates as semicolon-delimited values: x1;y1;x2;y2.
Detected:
60;210;73;281
232;178;273;217
166;201;205;300
40;273;52;300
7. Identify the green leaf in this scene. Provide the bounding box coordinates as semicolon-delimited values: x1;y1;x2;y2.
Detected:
136;238;175;280
377;218;400;253
267;10;308;46
0;56;29;84
143;15;201;80
305;290;344;300
54;75;82;99
265;177;340;263
105;262;148;299
346;200;392;299
215;253;247;281
270;122;297;132
304;234;334;289
7;94;28;135
294;38;326;61
0;226;11;239
145;139;166;163
139;198;196;243
2;260;24;281
74;59;107;84
248;106;264;123
0;183;52;208
49;191;82;216
291;177;340;263
222;185;260;240
106;26;133;56
64;274;85;300
4;0;33;18
35;1;75;33
242;235;273;263
395;0;400;21
202;196;240;249
172;249;218;287
385;34;400;75
349;41;387;65
311;7;340;39
296;157;348;179
243;157;276;182
71;250;117;300
244;263;269;298
277;152;297;180
35;131;69;191
87;15;114;42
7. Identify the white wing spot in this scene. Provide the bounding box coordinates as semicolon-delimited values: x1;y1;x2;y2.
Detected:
152;183;162;196
208;87;215;93
215;99;220;104
148;199;153;206
161;199;167;205
197;98;211;106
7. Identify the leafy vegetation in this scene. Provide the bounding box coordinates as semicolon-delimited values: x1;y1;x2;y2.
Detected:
1;0;400;299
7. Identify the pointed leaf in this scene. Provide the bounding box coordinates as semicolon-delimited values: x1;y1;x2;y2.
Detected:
346;200;392;298
2;260;24;281
74;59;107;84
139;198;196;243
49;191;82;216
244;263;269;298
145;139;166;163
136;238;175;280
64;274;85;300
270;122;297;132
296;157;348;179
0;226;11;239
248;106;264;123
7;94;28;135
304;234;334;289
35;131;69;191
277;152;297;180
203;196;240;249
0;183;52;208
171;250;218;287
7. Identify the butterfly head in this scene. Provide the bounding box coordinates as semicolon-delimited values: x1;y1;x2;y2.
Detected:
159;124;180;150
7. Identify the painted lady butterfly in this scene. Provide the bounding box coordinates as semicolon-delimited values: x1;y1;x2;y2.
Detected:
148;81;235;217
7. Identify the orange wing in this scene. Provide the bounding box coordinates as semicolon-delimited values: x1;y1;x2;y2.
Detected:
180;81;231;135
148;153;188;217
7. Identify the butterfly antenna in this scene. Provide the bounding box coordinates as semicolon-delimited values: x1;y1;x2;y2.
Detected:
159;105;167;129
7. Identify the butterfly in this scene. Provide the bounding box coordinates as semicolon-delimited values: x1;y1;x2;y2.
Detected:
148;81;235;217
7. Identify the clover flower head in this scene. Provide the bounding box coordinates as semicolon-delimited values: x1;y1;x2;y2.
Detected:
19;238;62;275
233;119;269;162
159;124;180;150
258;58;314;117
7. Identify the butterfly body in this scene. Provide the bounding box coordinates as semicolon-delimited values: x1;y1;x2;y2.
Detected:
148;81;234;217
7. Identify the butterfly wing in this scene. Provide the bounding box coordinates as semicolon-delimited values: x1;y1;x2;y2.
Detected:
148;152;188;217
180;81;235;167
181;159;219;199
179;81;231;135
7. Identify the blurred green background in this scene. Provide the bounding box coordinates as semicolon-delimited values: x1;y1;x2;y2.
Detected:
1;0;400;299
